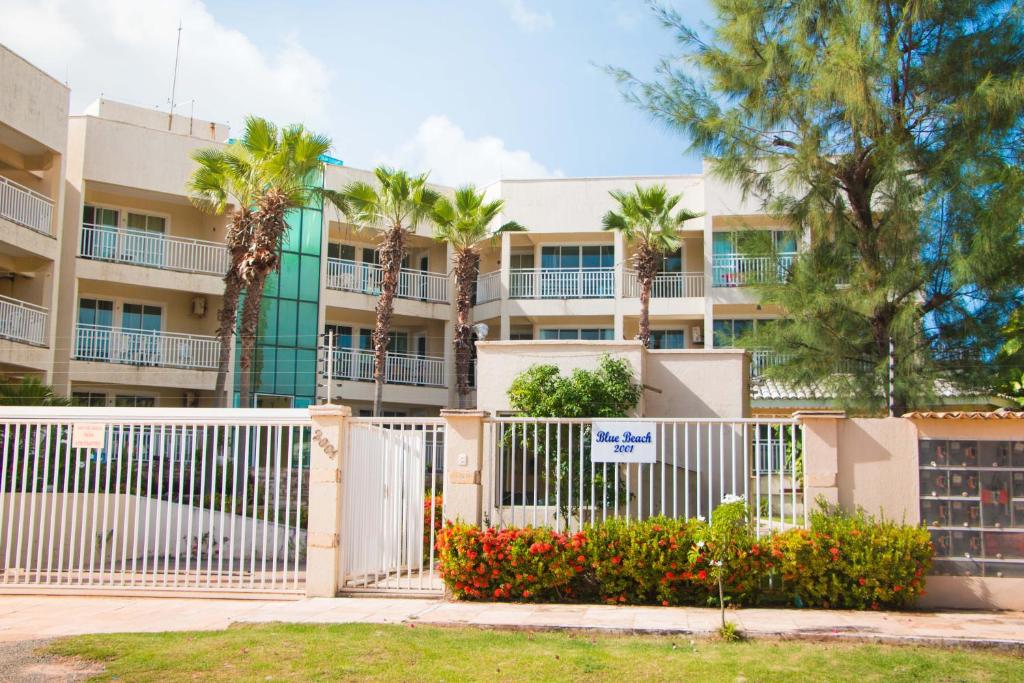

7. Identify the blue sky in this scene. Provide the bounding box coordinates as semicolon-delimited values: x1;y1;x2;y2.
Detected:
0;0;717;185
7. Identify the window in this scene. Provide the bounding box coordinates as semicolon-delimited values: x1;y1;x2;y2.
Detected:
356;328;408;353
509;253;534;270
125;213;166;234
713;230;797;255
713;319;756;348
509;330;534;341
114;395;156;407
324;324;353;349
541;245;613;269
327;243;356;261
78;298;114;327
363;248;409;268
649;329;686;349
358;409;407;417
539;328;614;341
121;304;162;332
660;248;683;273
72;392;106;406
82;205;119;227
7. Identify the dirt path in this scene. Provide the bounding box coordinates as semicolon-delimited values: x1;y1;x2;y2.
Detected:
0;640;103;682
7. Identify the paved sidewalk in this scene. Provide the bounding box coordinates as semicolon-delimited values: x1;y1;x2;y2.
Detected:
1;595;1022;648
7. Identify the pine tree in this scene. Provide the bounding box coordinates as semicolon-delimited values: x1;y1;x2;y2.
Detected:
612;0;1024;414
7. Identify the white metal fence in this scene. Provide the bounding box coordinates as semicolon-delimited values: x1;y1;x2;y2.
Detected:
623;270;704;298
486;417;803;537
75;324;219;370
712;253;796;287
0;295;48;347
341;419;445;594
79;224;230;276
509;268;615;299
0;408;311;594
325;257;449;303
0;176;53;236
329;348;446;388
475;271;501;304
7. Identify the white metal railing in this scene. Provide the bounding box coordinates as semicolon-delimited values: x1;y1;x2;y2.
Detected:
79;223;230;276
0;408;310;593
475;271;501;304
713;253;796;287
74;324;219;370
325;258;449;303
0;176;53;236
749;350;792;377
0;295;48;346
330;348;446;387
342;419;445;594
486;417;804;537
509;267;615;299
623;270;704;298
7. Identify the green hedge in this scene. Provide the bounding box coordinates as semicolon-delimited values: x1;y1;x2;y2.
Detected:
436;503;932;610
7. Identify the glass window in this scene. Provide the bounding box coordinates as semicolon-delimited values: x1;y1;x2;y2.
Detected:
114;395;155;407
650;330;686;349
325;324;353;348
773;230;798;254
122;303;161;332
509;330;534;341
82;205;119;227
389;332;409;354
509;253;534;269
275;347;297;395
581;245;613;268
713;319;756;348
540;328;613;341
713;232;737;255
297;302;318;349
295;349;317;397
328;243;356;261
278;253;300;299
72;392;106;406
283;209;303;253
299;254;320;302
78;298;113;327
276;299;296;347
660;248;683;273
125;213;166;234
301;208;322;255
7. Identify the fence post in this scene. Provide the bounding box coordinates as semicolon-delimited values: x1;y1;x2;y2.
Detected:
306;404;350;597
440;410;489;527
794;410;846;515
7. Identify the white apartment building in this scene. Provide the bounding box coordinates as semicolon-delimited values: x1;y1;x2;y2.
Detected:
1;43;804;416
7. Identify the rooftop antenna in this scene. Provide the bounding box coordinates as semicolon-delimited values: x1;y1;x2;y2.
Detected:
168;20;183;131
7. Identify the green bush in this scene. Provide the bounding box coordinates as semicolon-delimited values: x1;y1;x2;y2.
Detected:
768;503;933;610
436;503;933;611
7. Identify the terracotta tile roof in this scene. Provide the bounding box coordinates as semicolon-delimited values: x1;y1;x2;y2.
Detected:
902;409;1024;420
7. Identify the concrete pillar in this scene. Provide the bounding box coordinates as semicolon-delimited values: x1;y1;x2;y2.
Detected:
613;230;626;340
441;409;489;526
305;404;350;597
795;410;846;510
499;232;511;340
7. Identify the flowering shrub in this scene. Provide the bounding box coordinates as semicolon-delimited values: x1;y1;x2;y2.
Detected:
436;503;933;611
769;503;933;610
435;522;586;601
424;495;443;562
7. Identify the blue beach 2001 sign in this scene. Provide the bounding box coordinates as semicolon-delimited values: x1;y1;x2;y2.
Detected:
591;421;657;464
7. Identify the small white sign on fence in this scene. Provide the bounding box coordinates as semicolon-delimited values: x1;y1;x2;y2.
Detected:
71;423;106;449
591;421;657;464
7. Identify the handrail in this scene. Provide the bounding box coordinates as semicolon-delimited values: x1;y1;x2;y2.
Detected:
0;294;48;346
475;271;501;304
79;223;230;276
0;175;54;235
325;257;449;303
330;347;446;387
74;323;219;370
622;269;704;298
713;252;796;287
508;267;615;299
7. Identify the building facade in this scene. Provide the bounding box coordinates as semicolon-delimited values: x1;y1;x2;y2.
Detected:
1;44;800;415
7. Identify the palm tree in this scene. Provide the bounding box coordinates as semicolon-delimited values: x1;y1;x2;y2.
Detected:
432;186;523;404
324;167;440;416
0;376;69;406
601;184;702;347
189;116;331;407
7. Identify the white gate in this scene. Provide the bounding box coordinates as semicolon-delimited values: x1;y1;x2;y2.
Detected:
485;417;804;537
0;408;310;596
340;418;444;594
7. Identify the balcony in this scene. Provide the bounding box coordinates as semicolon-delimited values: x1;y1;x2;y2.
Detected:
0;295;48;346
713;253;796;287
0;176;53;236
750;350;790;377
325;258;448;304
475;271;501;304
509;268;614;299
623;270;704;298
79;223;230;276
74;324;219;370
330;347;446;387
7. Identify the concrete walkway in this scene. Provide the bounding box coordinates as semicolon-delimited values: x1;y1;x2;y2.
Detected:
1;595;1023;648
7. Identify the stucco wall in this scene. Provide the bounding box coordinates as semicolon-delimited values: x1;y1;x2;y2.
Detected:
832;418;920;523
0;45;69;154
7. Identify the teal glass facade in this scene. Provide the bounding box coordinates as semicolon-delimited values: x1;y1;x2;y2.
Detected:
236;172;324;408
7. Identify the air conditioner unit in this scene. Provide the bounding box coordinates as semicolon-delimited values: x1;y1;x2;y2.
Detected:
691;326;703;344
191;296;207;318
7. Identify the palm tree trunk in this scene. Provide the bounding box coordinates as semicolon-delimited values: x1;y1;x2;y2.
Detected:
238;276;267;408
372;223;406;416
635;245;657;347
453;249;480;405
213;268;242;407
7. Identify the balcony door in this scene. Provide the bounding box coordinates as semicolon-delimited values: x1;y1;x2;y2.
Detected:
121;303;163;366
77;298;114;360
540;245;613;298
124;212;167;267
81;205;120;261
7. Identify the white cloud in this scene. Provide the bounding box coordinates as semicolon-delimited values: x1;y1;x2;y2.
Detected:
377;115;562;187
0;0;334;134
500;0;554;32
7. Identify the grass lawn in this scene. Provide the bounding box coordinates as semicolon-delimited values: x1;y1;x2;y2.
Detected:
47;623;1022;682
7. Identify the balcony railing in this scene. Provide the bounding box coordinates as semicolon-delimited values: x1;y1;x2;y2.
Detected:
325;258;449;303
475;271;501;304
79;223;230;276
750;350;791;377
623;270;704;298
509;267;614;299
713;253;796;287
74;324;219;370
0;295;48;346
330;347;446;387
0;176;53;236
